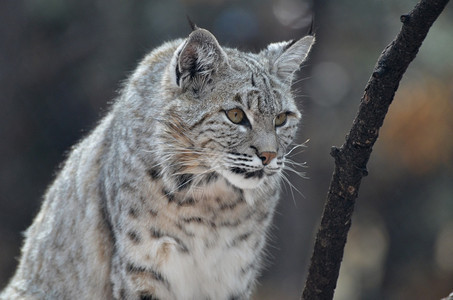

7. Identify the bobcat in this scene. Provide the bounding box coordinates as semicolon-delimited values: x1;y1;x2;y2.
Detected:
1;27;314;300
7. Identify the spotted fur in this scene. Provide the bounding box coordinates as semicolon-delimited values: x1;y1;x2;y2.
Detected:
1;28;314;300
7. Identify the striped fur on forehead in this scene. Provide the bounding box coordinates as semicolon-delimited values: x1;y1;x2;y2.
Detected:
227;55;293;115
245;81;279;115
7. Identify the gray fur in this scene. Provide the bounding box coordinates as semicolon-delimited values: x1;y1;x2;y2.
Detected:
1;28;314;300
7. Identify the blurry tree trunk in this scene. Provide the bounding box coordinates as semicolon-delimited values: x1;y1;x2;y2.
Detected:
301;0;450;299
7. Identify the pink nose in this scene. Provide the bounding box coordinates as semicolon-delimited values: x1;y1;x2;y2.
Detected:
259;152;277;166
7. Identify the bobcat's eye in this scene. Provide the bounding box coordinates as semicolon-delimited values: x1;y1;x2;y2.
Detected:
226;108;245;124
275;112;288;127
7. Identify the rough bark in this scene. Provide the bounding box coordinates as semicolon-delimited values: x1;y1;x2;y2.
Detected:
301;0;450;299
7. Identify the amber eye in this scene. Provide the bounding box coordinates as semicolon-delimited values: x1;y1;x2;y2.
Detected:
275;112;288;127
226;108;245;124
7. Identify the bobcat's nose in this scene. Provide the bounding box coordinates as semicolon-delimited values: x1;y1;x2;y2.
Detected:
259;151;277;166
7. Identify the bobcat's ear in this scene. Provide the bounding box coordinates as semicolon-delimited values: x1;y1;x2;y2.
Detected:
172;28;228;92
264;35;315;83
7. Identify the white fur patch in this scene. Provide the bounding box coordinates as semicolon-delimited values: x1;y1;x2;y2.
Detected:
220;169;264;190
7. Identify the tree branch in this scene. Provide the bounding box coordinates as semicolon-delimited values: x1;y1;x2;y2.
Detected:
301;0;450;299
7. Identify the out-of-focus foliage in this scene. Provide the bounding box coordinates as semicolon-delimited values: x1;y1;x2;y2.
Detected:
381;79;453;175
0;0;452;299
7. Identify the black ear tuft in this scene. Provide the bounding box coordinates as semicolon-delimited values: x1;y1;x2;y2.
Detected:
307;16;315;36
186;16;198;31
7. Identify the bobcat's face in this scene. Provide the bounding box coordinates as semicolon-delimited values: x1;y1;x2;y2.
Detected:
156;28;313;190
190;65;300;190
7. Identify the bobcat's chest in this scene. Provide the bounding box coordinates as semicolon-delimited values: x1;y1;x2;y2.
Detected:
161;222;262;299
129;178;270;299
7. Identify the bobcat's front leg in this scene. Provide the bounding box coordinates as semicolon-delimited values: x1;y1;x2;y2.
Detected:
105;177;176;300
110;250;174;300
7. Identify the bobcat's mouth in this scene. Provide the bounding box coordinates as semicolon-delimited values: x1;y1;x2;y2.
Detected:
229;167;265;179
220;164;282;189
220;168;265;189
220;153;282;189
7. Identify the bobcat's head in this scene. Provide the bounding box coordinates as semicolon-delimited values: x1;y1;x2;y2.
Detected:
157;28;314;190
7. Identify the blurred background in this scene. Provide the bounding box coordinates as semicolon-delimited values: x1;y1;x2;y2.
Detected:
1;0;452;299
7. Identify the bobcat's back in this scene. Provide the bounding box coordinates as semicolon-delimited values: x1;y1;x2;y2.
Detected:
1;28;314;300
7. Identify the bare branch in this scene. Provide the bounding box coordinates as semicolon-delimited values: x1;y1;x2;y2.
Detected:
301;0;450;299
